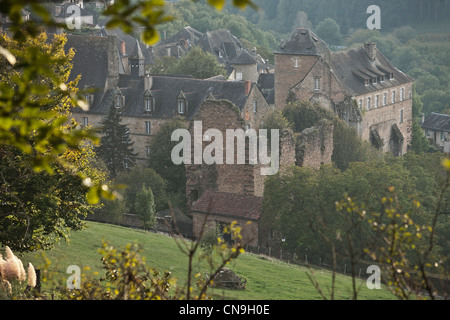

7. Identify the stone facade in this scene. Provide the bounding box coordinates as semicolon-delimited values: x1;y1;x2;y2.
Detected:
295;120;334;169
274;29;414;156
185;99;266;211
190;190;262;247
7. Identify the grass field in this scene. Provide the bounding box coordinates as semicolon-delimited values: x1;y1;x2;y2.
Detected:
19;221;396;300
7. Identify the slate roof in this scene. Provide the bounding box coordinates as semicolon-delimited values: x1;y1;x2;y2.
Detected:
191;190;263;221
330;46;413;96
102;27;154;64
257;73;274;105
275;28;330;56
65;34;111;107
83;74;252;120
159;26;204;46
230;50;257;65
421;113;450;132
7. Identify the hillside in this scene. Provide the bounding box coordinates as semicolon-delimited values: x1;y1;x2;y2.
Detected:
21;221;396;300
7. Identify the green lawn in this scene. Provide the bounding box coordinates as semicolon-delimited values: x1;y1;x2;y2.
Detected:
20;221;396;300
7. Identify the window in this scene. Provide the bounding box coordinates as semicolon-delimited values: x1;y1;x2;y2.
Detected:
441;132;445;141
253;101;257;113
380;75;385;82
145;121;151;135
82;117;88;127
390;73;394;80
392;90;396;104
146;146;151;157
178;99;186;114
375;95;379;108
367;97;371;110
400;109;404;123
383;93;387;106
373;77;377;84
145;96;153;112
115;93;124;108
293;58;299;68
314;77;320;91
236;72;243;80
358;99;363;109
400;88;405;101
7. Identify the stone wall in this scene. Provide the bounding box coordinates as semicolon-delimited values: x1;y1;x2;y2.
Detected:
274;54;318;109
185;99;265;211
296;120;334;169
355;83;413;155
70;112;169;165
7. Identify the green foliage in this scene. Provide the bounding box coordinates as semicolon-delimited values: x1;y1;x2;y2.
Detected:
0;33;111;252
148;118;187;207
134;184;157;229
157;1;277;63
0;145;106;252
282;100;380;171
65;241;175;300
150;46;227;79
315;18;344;46
262;152;450;284
96;106;137;178
115;166;168;213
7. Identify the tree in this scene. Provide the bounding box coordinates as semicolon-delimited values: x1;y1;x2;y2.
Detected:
0;144;107;252
96;106;137;178
135;184;156;229
151;46;227;79
315;18;344;46
0;32;109;252
148;118;187;208
115;166;169;213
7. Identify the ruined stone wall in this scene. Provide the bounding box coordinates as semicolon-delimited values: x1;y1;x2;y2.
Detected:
185;100;261;211
295;120;334;170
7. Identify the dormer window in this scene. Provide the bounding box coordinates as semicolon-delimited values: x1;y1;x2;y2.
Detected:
144;92;154;112
380;75;385;82
145;97;152;112
115;93;124;108
177;92;187;115
389;73;394;80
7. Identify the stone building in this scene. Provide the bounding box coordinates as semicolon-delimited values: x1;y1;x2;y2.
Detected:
190;190;262;247
154;27;273;82
274;28;414;156
66;34;272;164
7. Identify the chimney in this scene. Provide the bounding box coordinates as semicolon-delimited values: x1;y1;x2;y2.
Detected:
364;42;377;62
244;80;252;95
144;74;153;91
121;41;126;56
